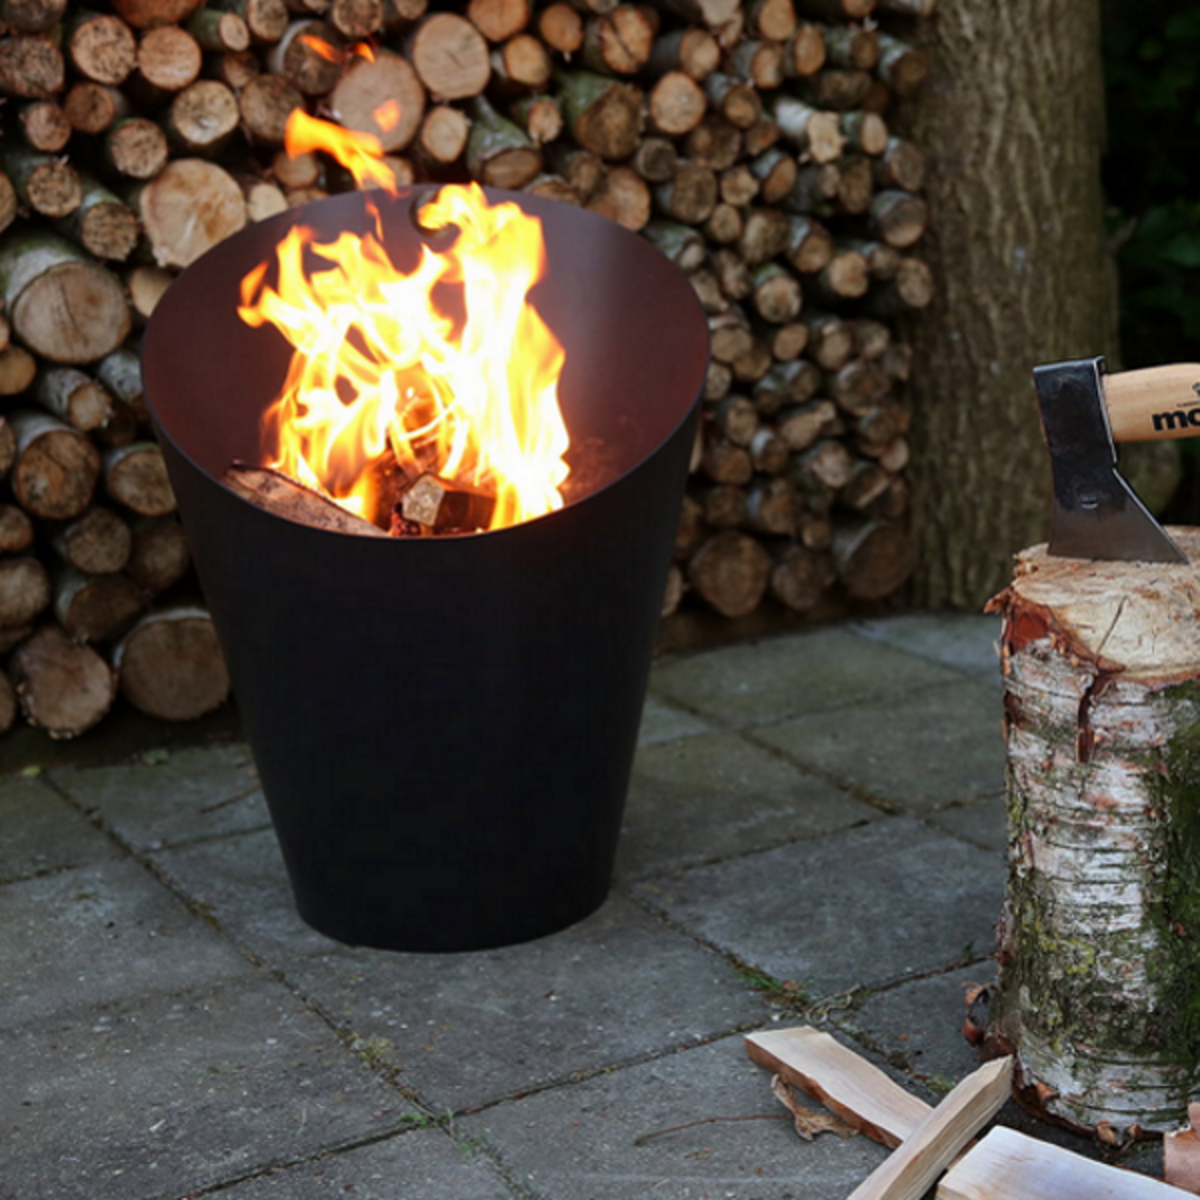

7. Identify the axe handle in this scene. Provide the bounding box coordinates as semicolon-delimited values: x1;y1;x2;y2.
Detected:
1104;363;1200;442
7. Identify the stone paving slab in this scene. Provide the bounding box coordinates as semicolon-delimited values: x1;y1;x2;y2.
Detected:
0;774;118;883
637;695;716;747
649;627;964;730
51;742;269;851
618;730;879;881
634;818;1004;997
755;679;1006;813
0;976;405;1200
460;1032;891;1200
0;857;254;1028
848;614;1001;678
928;794;1008;854
209;1127;515;1199
279;892;765;1114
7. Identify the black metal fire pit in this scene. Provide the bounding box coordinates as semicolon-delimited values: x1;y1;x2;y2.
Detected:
142;186;707;952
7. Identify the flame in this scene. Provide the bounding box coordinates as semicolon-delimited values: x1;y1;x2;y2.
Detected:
236;115;570;532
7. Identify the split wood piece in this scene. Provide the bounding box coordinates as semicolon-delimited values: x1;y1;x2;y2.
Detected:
846;1057;1012;1200
328;49;424;151
687;529;771;618
265;19;342;94
408;12;490;100
105;117;170;179
771;542;836;611
136;25;203;93
939;1126;1189;1200
745;1028;931;1148
112;0;203;27
1;0;68;32
468;0;531;42
187;6;251;51
35;366;114;433
0;673;16;737
103;443;177;517
581;6;654;75
68;11;137;86
54;174;139;262
0;558;52;626
51;506;133;575
10;623;116;739
833;516;915;600
586;165;651;231
488;32;551;93
557;69;643;162
652;0;739;28
0;504;34;553
0;146;82;219
238;72;304;145
134;158;247;269
0;33;65;99
648;71;707;137
986;530;1200;1133
113;605;231;720
0;344;38;396
536;2;584;54
466;95;542;189
10;412;102;520
1166;1103;1200;1195
399;472;495;533
646;27;718;80
508;96;562;147
223;462;390;537
126;515;191;594
762;319;809;364
54;565;146;643
166;79;241;156
211;0;288;44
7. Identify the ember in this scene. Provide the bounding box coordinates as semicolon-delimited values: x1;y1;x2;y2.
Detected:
233;107;571;538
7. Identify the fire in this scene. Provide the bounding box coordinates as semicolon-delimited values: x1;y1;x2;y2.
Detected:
236;113;570;533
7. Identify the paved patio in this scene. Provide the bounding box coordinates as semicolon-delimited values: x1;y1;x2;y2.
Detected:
0;613;1163;1197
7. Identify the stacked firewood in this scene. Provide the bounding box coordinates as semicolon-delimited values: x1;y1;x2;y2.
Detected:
0;0;932;736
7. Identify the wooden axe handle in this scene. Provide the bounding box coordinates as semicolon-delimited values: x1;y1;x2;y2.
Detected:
1104;363;1200;441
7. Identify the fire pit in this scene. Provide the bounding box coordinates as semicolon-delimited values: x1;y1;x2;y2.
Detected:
141;185;707;951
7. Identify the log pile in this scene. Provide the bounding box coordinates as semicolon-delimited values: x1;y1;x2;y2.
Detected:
0;0;934;736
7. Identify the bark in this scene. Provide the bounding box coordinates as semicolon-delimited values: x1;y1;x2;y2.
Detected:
897;0;1118;608
987;531;1200;1134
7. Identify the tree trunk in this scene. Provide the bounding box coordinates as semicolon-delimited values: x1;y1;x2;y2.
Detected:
896;0;1119;609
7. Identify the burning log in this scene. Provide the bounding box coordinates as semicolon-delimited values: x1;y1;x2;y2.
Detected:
222;462;390;536
113;605;231;720
398;472;496;534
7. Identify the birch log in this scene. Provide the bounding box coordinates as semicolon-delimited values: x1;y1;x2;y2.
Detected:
985;528;1200;1135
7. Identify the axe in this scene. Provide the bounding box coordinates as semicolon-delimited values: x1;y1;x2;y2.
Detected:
1035;356;1200;563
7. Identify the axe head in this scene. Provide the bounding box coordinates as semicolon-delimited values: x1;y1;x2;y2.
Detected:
1035;356;1186;563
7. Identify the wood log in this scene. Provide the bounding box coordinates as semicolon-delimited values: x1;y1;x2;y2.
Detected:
581;6;654;75
660;562;685;617
0;344;38;396
35;366;114;433
703;71;761;129
763;318;808;362
239;173;288;221
0;172;16;238
525;174;582;206
264;19;342;94
102;442;176;516
754;358;821;413
0;146;83;219
833;516;914;599
803;310;853;368
408;12;490;100
785;22;825;77
468;0;531;42
586;165;651;230
536;2;584;54
646;26;718;80
784;215;834;273
238;72;305;145
328;0;381;40
0;505;34;554
875;31;930;98
709;395;758;446
648;70;706;136
650;0;738;28
104;116;171;179
0;558;52;625
19;100;73;152
687;529;771;617
135;25;203;92
211;0;288;44
874;136;925;192
750;147;797;206
416;102;471;163
776;397;837;448
700;483;746;529
654;161;717;225
124;265;174;323
700;438;752;485
63;81;125;134
556;69;643;161
793;0;875;20
544;143;604;198
134;157;247;268
125;514;191;594
683;113;742;170
712;247;750;301
114;604;234;715
744;475;794;535
111;0;204;28
772;95;842;162
54;174;140;262
629;136;678;183
222;462;390;536
641;219;706;270
826;358;890;416
0;671;16;737
0;0;67;32
0;34;65;98
187;6;251;51
747;425;789;474
751;261;803;323
870;189;928;249
54;565;146;643
798;66;872;111
489;32;552;93
10;622;116;739
703;201;742;245
10;411;102;520
465;94;542;188
211;46;261;89
68;11;137;86
985;532;1200;1134
328;49;424;151
771;542;836;610
1166;1104;1200;1196
50;506;133;575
